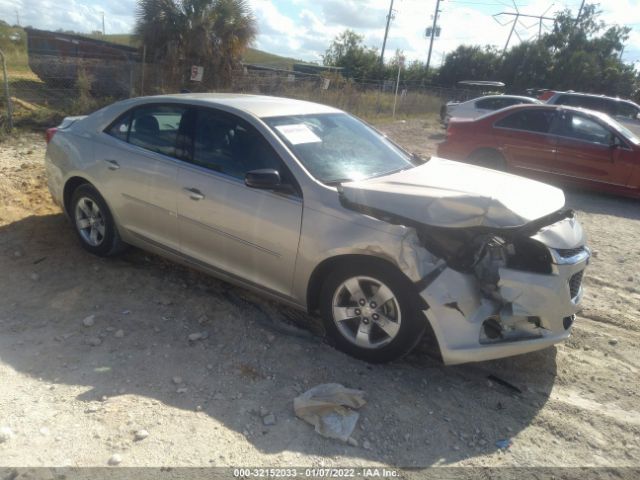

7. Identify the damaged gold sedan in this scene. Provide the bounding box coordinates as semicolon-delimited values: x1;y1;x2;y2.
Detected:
45;94;589;364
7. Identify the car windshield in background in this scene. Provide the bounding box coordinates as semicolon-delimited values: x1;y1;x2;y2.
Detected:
591;110;640;145
265;113;415;185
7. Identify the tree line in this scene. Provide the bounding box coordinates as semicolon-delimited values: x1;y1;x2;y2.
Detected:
322;4;640;101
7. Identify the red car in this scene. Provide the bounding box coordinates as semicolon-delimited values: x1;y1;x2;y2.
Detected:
437;104;640;198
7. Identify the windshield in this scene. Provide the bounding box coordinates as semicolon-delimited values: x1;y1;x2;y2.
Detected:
592;110;640;145
265;113;416;184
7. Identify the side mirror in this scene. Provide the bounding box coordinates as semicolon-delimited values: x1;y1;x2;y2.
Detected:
245;169;282;190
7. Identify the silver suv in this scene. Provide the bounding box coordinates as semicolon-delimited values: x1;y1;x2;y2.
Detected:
546;92;640;136
45;94;589;365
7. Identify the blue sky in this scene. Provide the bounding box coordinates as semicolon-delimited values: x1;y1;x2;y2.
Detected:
2;0;639;66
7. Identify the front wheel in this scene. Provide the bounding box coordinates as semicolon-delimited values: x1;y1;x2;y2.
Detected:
319;262;427;363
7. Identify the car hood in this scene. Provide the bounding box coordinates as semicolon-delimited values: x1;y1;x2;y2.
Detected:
339;157;566;229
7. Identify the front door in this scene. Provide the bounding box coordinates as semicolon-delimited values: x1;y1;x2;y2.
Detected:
176;107;303;298
549;110;633;187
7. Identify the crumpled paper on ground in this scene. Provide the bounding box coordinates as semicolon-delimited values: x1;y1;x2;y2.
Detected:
293;383;366;442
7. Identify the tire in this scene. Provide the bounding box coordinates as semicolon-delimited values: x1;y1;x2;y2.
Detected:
468;149;506;171
319;261;427;363
70;184;126;257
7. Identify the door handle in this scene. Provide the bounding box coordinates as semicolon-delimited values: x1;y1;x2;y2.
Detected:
184;187;205;200
104;159;120;170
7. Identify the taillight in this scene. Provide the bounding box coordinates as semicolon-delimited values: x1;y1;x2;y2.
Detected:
45;127;58;144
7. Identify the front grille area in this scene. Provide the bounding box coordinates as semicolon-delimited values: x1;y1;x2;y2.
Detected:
569;270;584;300
556;246;585;258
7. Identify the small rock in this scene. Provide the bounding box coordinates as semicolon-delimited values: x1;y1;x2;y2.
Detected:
108;454;122;466
347;437;358;447
39;427;50;436
176;387;188;394
188;332;203;342
30;273;40;281
0;427;14;443
262;414;276;426
627;276;634;282
195;405;203;412
363;440;372;450
453;445;460;451
266;334;276;343
114;329;125;338
13;250;22;257
172;376;183;385
134;429;149;441
259;406;269;417
121;310;131;315
609;339;618;346
83;315;96;327
86;336;102;347
206;364;213;370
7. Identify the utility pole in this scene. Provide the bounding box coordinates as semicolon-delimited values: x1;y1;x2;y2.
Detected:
425;0;442;74
574;0;586;29
379;0;395;67
15;9;20;27
101;12;105;35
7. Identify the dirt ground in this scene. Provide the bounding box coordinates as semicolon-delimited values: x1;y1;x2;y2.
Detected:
0;119;639;471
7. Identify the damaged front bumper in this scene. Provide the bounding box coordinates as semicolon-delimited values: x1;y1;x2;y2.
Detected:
418;221;589;365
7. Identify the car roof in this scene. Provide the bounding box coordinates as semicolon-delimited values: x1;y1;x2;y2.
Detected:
472;95;538;101
483;102;630;130
551;91;639;106
131;93;342;118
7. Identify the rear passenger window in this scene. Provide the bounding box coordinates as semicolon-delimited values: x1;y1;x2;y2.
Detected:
495;110;554;133
476;98;499;110
128;105;189;158
106;112;131;142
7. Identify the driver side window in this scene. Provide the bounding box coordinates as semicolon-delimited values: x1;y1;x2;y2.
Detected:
552;112;611;145
192;109;284;181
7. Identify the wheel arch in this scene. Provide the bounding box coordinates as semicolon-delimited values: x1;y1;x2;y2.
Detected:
63;176;94;216
306;254;422;314
467;147;507;169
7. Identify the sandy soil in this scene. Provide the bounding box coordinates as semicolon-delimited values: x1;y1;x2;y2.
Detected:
0;121;639;471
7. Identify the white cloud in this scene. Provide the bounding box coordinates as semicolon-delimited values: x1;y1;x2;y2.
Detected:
2;0;638;66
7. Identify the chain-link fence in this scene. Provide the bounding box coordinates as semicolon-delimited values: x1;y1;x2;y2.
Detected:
2;32;476;130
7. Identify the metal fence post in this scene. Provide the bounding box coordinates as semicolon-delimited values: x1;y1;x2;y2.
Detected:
0;48;13;132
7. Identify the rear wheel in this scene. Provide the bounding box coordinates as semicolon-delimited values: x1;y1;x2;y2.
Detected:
71;184;126;256
468;149;506;171
320;262;427;363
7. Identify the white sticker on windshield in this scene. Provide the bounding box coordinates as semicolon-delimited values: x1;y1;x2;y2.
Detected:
275;124;321;145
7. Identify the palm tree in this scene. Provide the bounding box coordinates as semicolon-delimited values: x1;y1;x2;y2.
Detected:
135;0;257;88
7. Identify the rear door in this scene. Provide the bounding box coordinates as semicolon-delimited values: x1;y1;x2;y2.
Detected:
492;108;558;174
96;104;188;250
175;107;303;298
549;110;633;186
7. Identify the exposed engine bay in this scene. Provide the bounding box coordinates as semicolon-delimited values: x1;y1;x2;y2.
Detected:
340;190;589;364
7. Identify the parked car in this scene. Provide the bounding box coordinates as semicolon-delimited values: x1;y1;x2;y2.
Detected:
45;94;589;365
441;95;541;126
546;91;640;136
439;80;506;123
437;104;640;198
